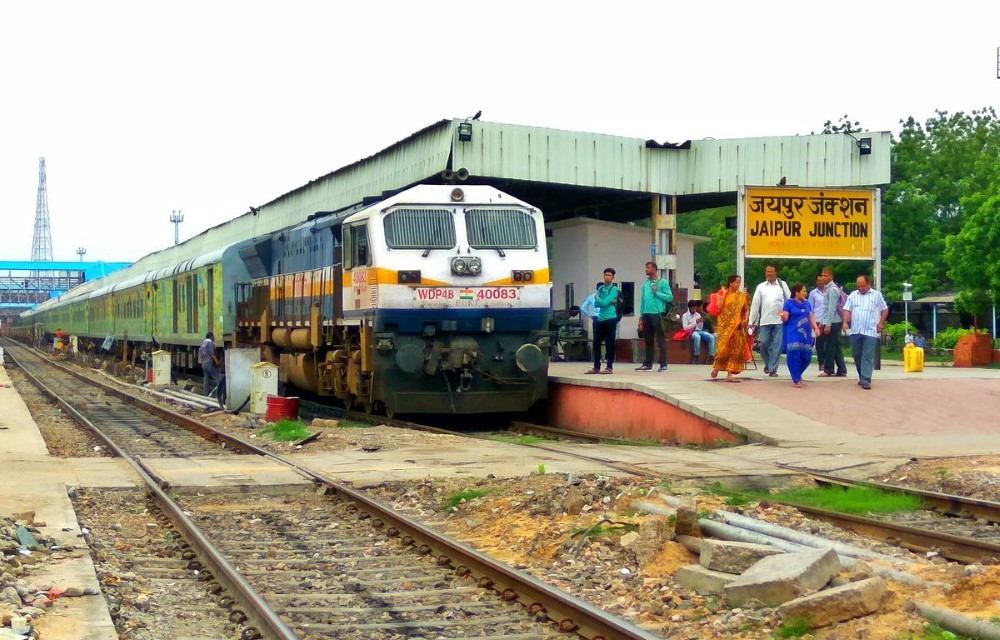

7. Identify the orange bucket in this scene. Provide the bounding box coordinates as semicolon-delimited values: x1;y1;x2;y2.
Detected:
265;395;299;422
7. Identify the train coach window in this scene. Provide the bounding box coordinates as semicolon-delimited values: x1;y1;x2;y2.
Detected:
384;208;456;250
466;208;537;249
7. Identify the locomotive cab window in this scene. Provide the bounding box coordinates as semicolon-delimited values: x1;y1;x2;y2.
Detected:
343;223;370;269
383;208;456;250
466;208;537;249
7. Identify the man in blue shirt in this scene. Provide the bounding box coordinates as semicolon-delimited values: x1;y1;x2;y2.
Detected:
198;332;221;397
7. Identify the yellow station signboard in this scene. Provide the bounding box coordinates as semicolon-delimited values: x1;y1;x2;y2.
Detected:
744;187;875;259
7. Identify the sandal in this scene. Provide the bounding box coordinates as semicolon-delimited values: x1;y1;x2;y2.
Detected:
710;369;719;379
584;368;600;374
601;368;613;374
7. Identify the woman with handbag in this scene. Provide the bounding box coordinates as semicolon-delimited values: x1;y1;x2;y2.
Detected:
779;283;820;388
710;275;750;383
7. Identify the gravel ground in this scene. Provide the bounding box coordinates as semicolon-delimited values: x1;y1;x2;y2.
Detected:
71;488;242;640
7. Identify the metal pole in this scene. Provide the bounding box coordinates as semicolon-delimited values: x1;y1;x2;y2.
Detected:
170;210;184;245
993;302;997;340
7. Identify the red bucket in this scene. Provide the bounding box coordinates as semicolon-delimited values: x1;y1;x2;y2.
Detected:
265;395;299;422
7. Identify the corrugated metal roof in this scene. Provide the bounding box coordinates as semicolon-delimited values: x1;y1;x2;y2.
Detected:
453;121;890;195
103;118;891;280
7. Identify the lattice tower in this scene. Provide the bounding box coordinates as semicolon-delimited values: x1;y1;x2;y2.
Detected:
31;157;54;262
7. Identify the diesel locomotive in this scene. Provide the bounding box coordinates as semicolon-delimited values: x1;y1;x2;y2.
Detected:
15;184;552;416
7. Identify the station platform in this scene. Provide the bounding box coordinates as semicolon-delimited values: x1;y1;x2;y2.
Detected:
0;361;120;639
547;359;1000;467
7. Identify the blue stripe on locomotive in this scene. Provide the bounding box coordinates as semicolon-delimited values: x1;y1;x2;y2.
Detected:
354;308;550;334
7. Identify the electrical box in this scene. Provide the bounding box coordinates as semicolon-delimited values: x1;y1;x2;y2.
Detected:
250;362;279;414
151;350;172;386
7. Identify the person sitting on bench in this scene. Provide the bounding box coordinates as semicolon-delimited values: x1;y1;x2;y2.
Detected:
681;300;716;364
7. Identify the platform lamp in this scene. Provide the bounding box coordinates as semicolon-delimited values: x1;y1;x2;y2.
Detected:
76;247;86;262
170;210;184;245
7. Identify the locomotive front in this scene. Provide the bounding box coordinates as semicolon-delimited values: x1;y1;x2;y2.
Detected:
348;185;551;416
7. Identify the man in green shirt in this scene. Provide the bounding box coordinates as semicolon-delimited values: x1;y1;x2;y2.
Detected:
636;261;673;372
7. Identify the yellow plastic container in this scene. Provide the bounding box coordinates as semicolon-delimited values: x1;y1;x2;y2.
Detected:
903;343;924;373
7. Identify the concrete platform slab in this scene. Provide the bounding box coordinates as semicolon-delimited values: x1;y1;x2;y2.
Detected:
0;365;117;640
549;361;1000;464
143;456;313;489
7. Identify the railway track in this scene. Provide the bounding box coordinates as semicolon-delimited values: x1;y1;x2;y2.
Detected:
778;468;1000;564
8;342;254;459
4;339;659;640
441;420;1000;565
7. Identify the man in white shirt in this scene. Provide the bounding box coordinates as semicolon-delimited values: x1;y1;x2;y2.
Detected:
842;275;889;390
681;300;715;363
749;265;791;377
808;275;827;373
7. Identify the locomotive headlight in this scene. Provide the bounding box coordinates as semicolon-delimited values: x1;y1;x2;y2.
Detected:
398;270;421;284
451;257;468;275
512;270;533;282
468;258;482;275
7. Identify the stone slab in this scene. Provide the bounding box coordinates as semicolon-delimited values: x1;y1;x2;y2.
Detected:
724;547;841;608
777;577;887;627
700;539;782;574
673;564;738;595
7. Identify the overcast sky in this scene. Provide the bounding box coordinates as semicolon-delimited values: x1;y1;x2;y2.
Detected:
1;1;998;264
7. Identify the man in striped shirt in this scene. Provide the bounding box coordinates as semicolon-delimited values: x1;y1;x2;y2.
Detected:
842;275;889;390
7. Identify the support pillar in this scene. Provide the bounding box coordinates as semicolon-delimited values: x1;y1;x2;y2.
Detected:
650;196;677;285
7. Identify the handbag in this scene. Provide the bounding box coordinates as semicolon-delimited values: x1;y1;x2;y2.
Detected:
671;327;694;341
706;288;725;317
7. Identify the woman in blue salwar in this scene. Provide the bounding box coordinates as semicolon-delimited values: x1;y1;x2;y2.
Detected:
779;283;820;388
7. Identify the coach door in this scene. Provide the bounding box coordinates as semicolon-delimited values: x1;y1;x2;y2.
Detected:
342;222;371;312
206;267;214;339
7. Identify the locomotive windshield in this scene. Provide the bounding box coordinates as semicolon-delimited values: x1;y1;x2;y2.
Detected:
465;208;537;249
384;208;456;249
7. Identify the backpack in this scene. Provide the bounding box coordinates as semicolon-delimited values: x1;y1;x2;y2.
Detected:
615;289;625;321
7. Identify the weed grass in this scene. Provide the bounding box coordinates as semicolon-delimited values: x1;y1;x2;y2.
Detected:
707;482;924;515
773;617;811;638
571;523;639;539
904;622;972;639
258;419;311;441
444;489;488;512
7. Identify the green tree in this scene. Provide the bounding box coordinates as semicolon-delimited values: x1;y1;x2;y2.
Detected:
944;156;1000;318
885;108;1000;301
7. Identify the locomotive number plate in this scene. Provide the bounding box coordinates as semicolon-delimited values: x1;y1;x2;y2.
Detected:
414;287;520;304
